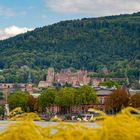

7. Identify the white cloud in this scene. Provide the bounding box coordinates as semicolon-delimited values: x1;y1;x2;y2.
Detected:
45;0;140;16
0;6;26;17
0;26;34;40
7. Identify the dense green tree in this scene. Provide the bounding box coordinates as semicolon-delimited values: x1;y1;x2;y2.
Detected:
74;85;97;105
36;86;97;113
55;88;75;107
38;88;56;112
54;86;97;113
8;92;29;111
55;88;76;114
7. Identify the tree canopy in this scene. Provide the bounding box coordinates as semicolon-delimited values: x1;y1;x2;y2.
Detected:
55;88;76;107
8;92;29;111
129;92;140;108
38;88;57;112
37;86;97;111
99;80;119;88
75;85;97;105
105;89;130;113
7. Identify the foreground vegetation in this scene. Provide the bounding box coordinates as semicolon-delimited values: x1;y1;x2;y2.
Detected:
0;107;140;140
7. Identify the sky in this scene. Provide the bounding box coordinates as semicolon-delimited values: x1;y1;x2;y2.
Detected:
0;0;140;40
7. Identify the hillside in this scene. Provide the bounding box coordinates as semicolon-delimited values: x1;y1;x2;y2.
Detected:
0;12;140;83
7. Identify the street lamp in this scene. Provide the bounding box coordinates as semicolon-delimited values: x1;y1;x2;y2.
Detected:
3;85;9;116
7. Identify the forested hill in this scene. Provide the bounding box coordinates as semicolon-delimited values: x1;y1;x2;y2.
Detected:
0;12;140;73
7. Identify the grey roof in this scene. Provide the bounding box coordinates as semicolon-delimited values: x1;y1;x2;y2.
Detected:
95;89;140;96
95;89;112;96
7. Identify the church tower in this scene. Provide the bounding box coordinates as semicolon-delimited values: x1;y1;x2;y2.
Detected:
26;72;33;94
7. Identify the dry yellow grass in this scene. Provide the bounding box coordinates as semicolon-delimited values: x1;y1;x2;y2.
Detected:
0;107;140;140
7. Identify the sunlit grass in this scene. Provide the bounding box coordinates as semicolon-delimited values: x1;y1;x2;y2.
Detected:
0;107;140;140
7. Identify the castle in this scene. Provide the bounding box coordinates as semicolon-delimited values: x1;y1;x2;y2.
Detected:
38;68;104;88
38;67;126;89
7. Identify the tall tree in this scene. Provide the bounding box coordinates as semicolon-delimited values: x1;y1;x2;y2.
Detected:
38;88;56;112
55;88;76;114
27;95;37;112
8;92;29;111
105;89;130;113
75;85;97;105
129;92;140;108
55;88;75;107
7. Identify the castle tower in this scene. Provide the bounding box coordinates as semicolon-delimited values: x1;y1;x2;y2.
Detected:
103;67;109;75
47;67;55;84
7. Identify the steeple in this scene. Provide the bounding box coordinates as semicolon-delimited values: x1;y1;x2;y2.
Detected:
26;71;33;94
28;72;32;84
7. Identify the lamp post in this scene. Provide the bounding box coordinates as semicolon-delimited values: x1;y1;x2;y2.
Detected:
3;85;9;116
